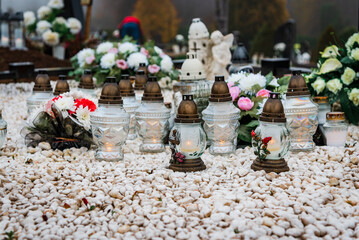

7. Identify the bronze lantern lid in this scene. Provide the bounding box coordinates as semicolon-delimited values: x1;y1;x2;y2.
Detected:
99;77;123;104
286;70;310;96
142;76;163;101
33;70;52;92
209;76;232;102
138;62;147;75
134;70;147;90
259;92;286;123
79;69;94;89
54;75;70;96
175;95;201;123
118;74;135;97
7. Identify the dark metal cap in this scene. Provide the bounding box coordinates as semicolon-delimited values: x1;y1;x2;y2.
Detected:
0;12;10;21
54;76;70;95
209;76;232;102
134;70;147;90
259;92;286;123
33;71;52;92
142;76;163;101
9;12;23;21
313;96;329;104
99;77;123;104
286;71;310;96
118;77;135;97
175;95;201;123
79;69;94;89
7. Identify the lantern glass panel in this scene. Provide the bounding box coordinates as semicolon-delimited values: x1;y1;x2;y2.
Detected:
27;91;54;113
317;102;331;125
122;96;140;140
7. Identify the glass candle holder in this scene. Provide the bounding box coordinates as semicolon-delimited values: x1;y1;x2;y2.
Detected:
134;70;147;103
90;77;130;161
323;112;348;147
135;76;170;152
78;69;96;97
313;96;331;125
284;71;318;151
0;110;7;148
118;74;140;140
9;12;26;50
27;70;53;113
169;94;206;172
202;76;240;155
0;13;10;47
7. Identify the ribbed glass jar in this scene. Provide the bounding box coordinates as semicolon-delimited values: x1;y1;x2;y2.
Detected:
122;96;140;140
323;112;348;147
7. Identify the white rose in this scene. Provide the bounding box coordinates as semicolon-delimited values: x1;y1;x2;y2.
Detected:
77;48;95;67
36;20;52;35
345;33;359;51
127;52;148;69
341;67;356;85
96;42;113;54
118;42;138;53
350;48;359;61
67;18;82;35
37;6;51;19
100;53;116;69
326;78;343;94
24;11;36;27
42;30;59;46
160;55;173;72
53;17;67;25
48;0;64;9
311;77;326;94
349;88;359;106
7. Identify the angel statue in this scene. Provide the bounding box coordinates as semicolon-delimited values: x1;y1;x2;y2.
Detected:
206;30;234;81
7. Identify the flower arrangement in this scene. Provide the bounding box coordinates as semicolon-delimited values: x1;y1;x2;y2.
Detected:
69;36;179;87
21;91;97;150
306;32;359;124
251;130;272;161
24;0;82;46
226;72;290;144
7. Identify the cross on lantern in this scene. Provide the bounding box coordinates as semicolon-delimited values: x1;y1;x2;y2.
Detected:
191;42;200;52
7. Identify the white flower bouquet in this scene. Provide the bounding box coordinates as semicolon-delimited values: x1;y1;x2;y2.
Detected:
24;0;82;47
69;36;179;87
306;32;359;124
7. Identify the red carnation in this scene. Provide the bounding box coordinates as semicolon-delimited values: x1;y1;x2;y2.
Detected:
52;95;62;102
251;130;256;138
75;98;97;112
262;137;272;145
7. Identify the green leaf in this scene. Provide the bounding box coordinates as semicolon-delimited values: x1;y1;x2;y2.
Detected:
277;75;291;86
340;91;359;124
251;84;263;93
265;72;274;85
246;120;259;128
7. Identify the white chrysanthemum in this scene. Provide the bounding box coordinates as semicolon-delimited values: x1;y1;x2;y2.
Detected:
127;52;148;69
154;46;163;55
42;30;59;46
48;0;64;9
238;73;266;93
24;11;36;27
77;48;95;67
226;72;246;85
96;42;113;54
53;17;66;25
36;20;51;34
54;96;75;111
67;18;82;35
100;53;116;69
76;105;91;130
118;42;138;53
37;6;51;19
160;55;173;72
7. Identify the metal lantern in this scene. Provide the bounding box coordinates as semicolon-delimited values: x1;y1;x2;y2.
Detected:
323;112;348;147
54;75;70;96
9;12;26;50
135;76;170;152
284;71;319;151
78;69;96;97
228;43;253;74
134;70;147;103
90;77;130;161
0;109;7;148
118;74;140;140
26;70;53;113
313;96;331;125
202;76;240;155
251;92;290;173
169;94;206;172
173;51;211;116
0;12;10;47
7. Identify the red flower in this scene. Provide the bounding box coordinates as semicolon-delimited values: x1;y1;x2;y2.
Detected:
69;98;97;115
251;130;256;138
82;198;88;206
262;137;272;145
52;95;62;102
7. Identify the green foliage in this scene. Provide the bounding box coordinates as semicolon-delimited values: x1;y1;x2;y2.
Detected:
250;24;275;57
4;231;14;240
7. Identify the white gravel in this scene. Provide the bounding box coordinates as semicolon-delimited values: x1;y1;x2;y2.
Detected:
0;83;359;239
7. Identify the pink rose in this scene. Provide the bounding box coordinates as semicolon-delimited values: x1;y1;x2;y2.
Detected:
227;82;234;88
85;55;95;65
237;97;254;111
229;86;241;101
140;47;149;57
256;89;271;98
148;64;160;74
108;48;118;54
116;59;128;70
